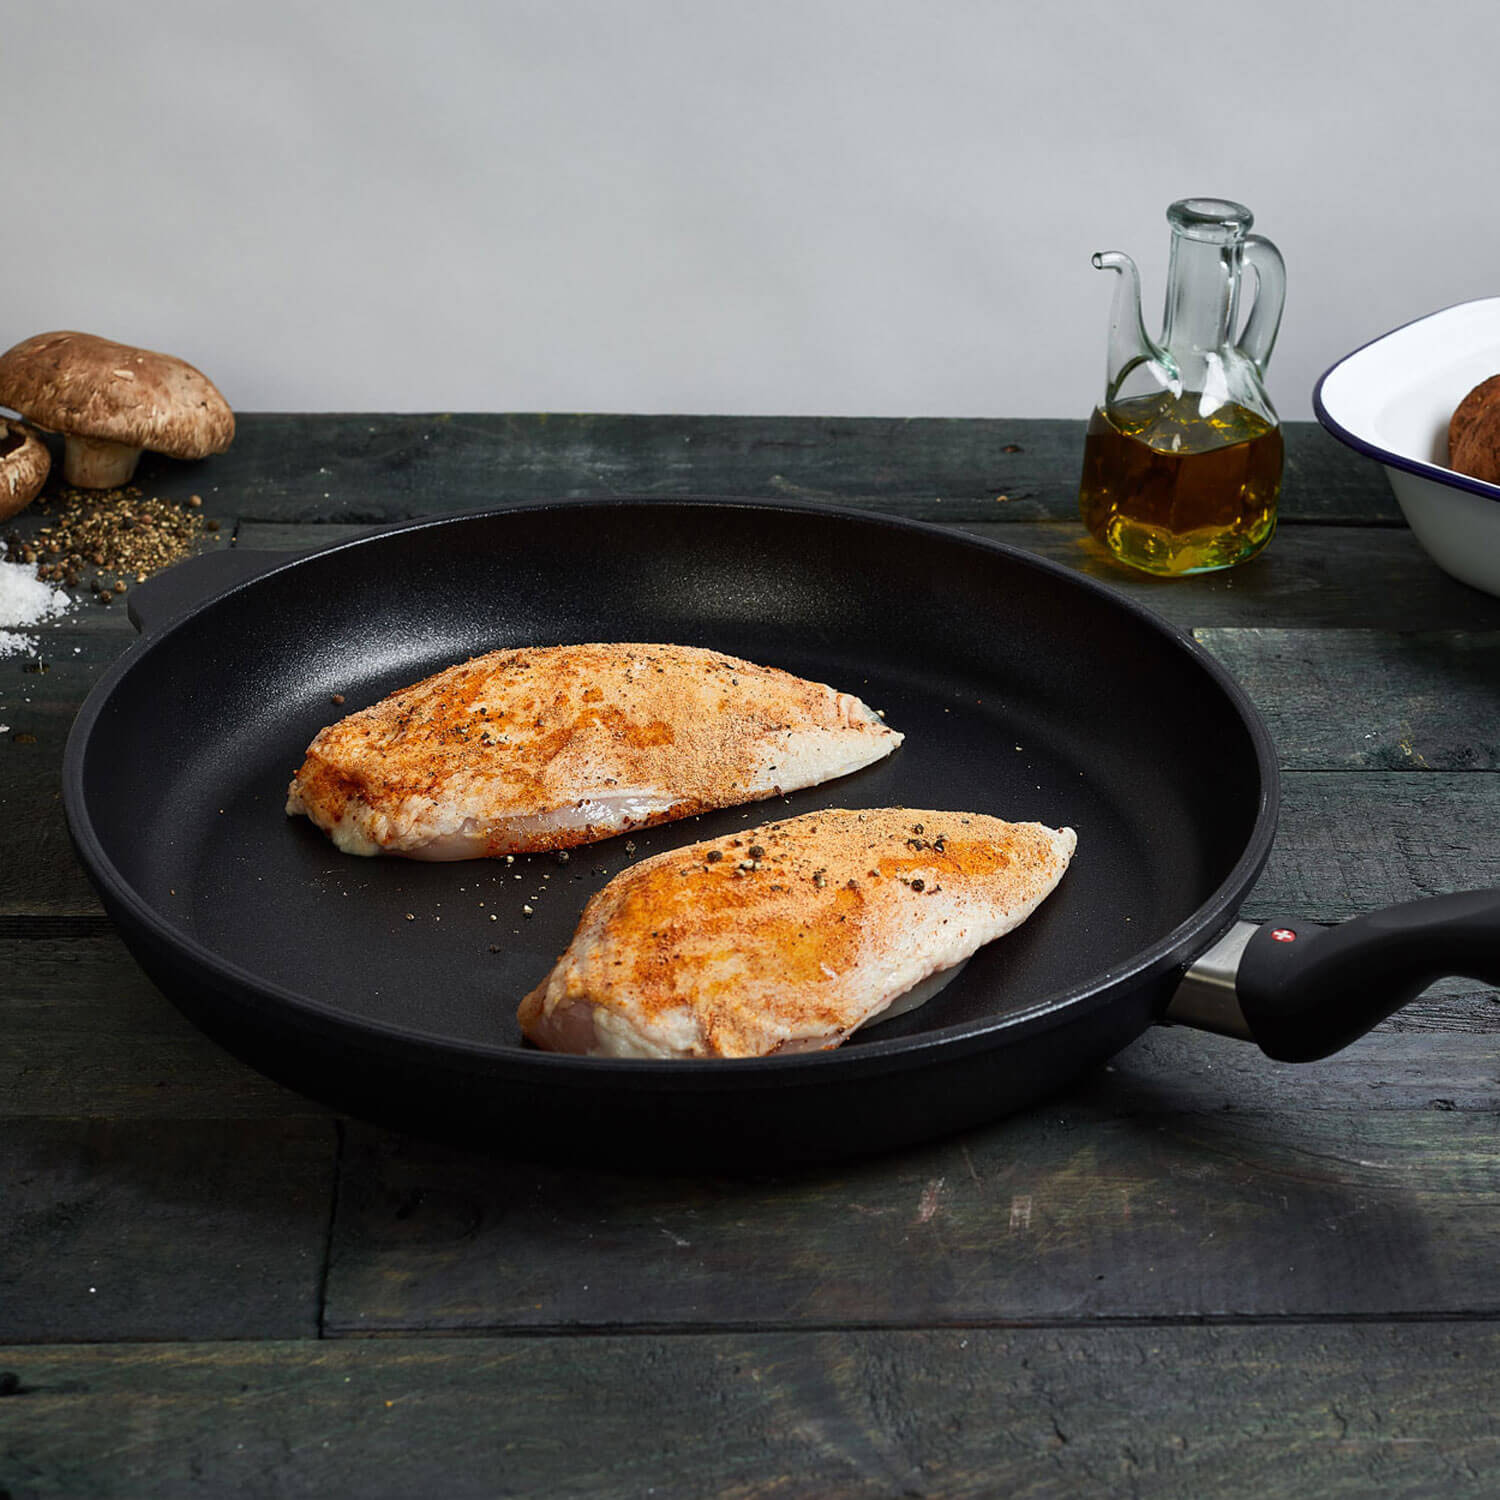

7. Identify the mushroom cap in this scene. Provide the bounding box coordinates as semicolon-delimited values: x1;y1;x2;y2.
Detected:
1449;374;1500;464
1452;403;1500;486
0;419;50;521
0;331;234;460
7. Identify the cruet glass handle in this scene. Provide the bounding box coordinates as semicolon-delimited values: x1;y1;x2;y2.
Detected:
1236;235;1286;376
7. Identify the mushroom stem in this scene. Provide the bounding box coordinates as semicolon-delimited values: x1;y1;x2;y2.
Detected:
63;434;142;488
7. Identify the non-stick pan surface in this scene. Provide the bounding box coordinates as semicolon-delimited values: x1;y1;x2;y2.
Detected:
65;500;1276;1165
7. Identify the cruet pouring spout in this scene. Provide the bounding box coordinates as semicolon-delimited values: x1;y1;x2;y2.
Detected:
1092;250;1179;405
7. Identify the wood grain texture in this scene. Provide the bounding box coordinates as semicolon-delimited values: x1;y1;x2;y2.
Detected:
1249;772;1500;922
78;412;1399;526
5;1325;1500;1500
0;629;142;919
0;934;331;1120
322;1108;1500;1332
1097;1012;1500;1114
5;410;1500;1478
0;773;99;917
0;629;155;916
0;1119;338;1343
1195;629;1500;770
949;522;1500;632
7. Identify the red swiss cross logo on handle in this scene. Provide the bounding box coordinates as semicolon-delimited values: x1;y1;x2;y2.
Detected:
1271;928;1297;943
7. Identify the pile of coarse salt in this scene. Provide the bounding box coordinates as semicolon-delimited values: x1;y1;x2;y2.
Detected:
0;558;72;656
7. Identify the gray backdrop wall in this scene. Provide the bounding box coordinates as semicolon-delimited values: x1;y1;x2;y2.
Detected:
7;1;1494;418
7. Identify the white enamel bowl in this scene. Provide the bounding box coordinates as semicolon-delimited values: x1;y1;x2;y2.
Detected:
1315;296;1500;597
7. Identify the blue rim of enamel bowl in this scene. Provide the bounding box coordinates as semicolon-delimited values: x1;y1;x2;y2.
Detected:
1312;297;1500;508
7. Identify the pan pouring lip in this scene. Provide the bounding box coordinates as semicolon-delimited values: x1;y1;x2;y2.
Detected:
62;499;1279;1163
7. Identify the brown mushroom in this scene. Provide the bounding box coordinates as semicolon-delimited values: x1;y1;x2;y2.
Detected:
1452;403;1500;486
1449;374;1500;464
0;419;50;520
0;331;234;488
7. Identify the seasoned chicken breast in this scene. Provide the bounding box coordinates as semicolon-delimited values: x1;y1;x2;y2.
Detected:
519;808;1076;1058
286;644;901;859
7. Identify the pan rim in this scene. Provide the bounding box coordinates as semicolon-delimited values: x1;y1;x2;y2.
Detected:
62;496;1280;1079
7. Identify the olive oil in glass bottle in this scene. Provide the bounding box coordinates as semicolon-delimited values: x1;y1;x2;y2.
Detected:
1079;199;1286;575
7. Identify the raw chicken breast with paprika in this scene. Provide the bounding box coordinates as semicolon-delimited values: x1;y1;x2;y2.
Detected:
519;808;1076;1058
286;643;900;859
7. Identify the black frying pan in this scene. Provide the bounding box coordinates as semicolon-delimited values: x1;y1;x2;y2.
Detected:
62;500;1500;1166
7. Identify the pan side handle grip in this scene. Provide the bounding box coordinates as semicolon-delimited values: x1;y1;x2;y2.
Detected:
1237;890;1500;1062
127;549;299;635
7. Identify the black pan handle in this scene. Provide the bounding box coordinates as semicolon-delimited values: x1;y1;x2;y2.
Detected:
1238;891;1500;1061
1167;891;1500;1061
127;549;295;636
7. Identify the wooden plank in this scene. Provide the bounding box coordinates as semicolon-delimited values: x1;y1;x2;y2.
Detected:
0;1119;337;1343
0;774;100;917
1196;628;1500;771
1251;772;1500;923
5;1325;1500;1498
0;628;159;918
0;628;142;733
0;594;138;641
1282;421;1406;523
1098;1007;1500;1116
951;520;1500;631
323;1107;1500;1332
0;933;332;1121
94;412;1397;526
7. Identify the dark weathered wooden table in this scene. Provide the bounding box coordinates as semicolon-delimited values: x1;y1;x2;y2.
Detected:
5;415;1500;1497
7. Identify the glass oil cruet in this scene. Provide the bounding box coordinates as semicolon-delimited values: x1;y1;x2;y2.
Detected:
1079;198;1286;575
